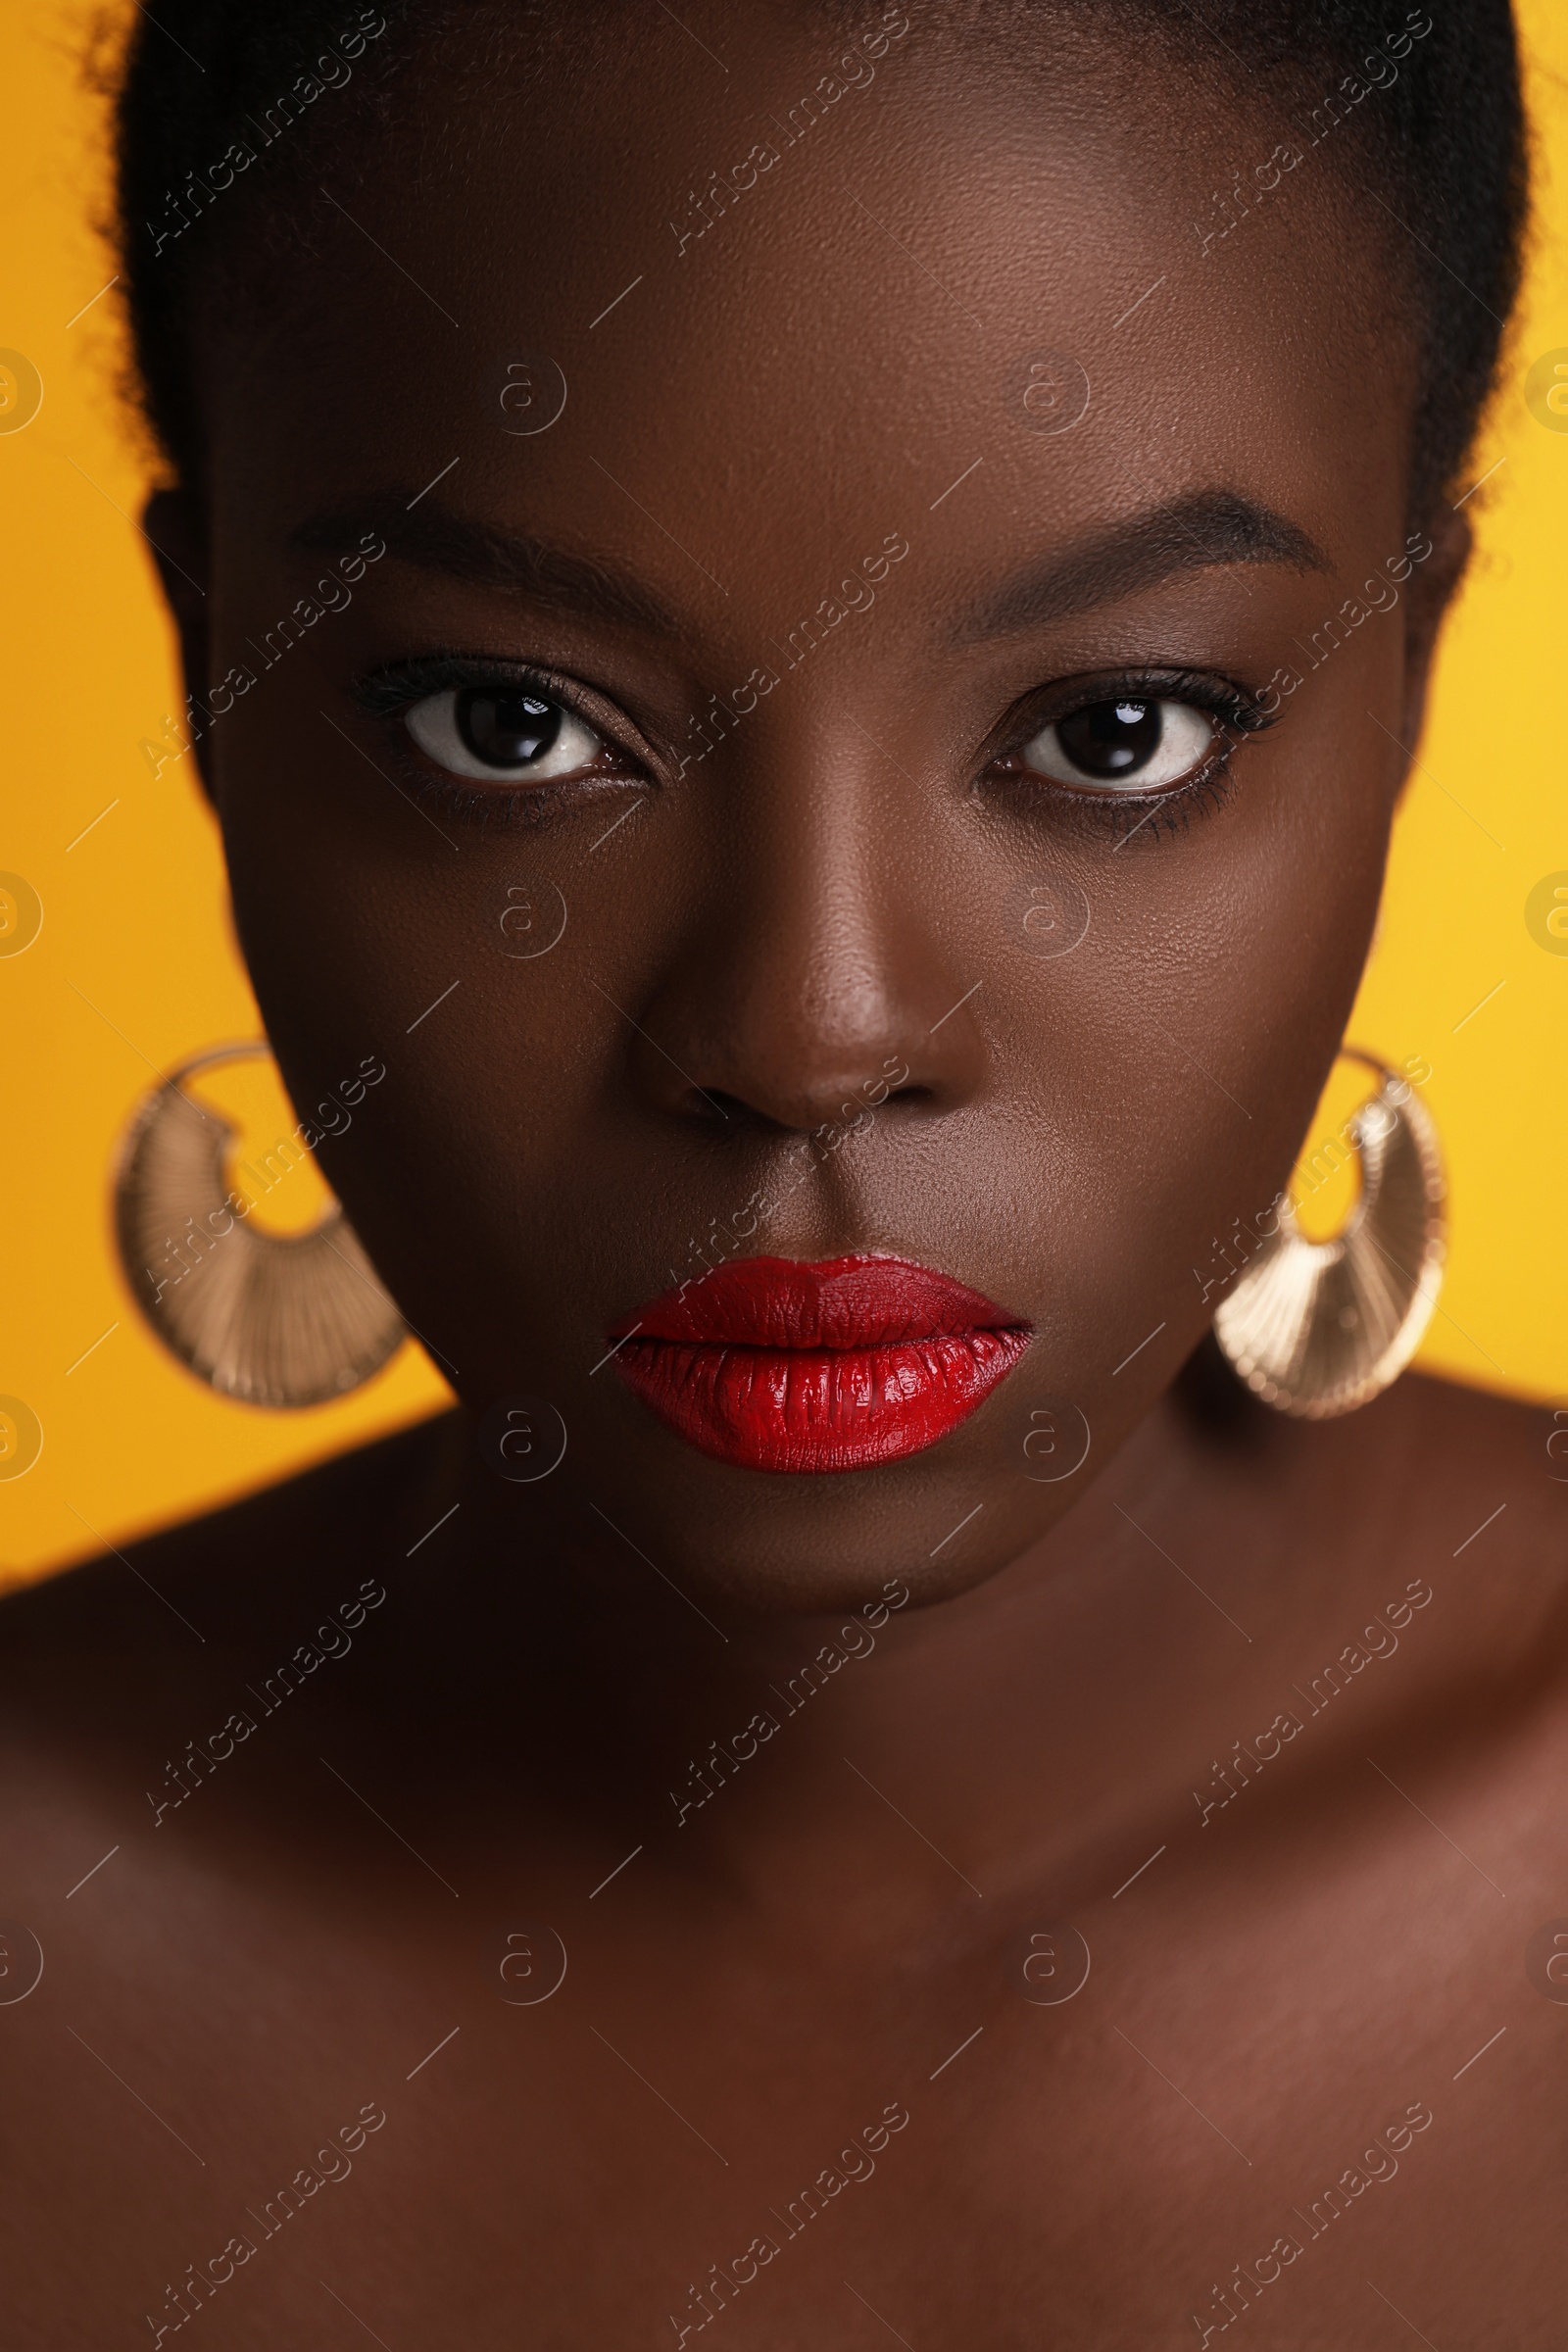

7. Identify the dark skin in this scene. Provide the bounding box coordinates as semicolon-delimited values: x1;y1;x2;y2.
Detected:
5;9;1566;2344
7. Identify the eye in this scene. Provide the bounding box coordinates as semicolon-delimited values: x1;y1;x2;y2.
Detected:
404;684;608;782
1016;697;1218;792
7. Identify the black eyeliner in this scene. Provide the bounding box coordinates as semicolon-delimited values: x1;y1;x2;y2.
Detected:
351;650;578;718
985;663;1283;846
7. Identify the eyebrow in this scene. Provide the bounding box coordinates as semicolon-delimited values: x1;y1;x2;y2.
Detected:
292;500;683;637
950;488;1332;643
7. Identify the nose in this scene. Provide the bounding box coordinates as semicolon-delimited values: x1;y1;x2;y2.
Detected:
626;718;989;1135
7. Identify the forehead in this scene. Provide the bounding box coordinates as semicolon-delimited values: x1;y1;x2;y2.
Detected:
208;5;1406;626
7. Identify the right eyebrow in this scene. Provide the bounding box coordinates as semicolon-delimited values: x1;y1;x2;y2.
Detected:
292;500;684;638
948;487;1333;643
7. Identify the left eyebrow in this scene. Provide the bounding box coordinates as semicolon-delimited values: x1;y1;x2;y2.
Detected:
949;487;1332;643
291;500;684;638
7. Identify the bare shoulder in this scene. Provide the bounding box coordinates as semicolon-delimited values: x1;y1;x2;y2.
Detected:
0;1411;456;1721
0;1412;459;1930
1273;1368;1568;1566
1305;1372;1568;1829
1377;1364;1560;1468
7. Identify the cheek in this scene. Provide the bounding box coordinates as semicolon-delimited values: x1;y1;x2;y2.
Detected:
223;641;1393;1305
216;690;709;1374
206;502;1404;1607
983;658;1396;1334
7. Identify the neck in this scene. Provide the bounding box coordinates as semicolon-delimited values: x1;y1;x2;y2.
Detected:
339;1381;1476;1940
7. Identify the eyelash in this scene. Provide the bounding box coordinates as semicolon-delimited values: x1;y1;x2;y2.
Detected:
353;653;648;832
987;667;1279;845
352;654;1281;841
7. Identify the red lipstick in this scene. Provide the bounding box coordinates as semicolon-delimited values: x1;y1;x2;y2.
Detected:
609;1254;1030;1473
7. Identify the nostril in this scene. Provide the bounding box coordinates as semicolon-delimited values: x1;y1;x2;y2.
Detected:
694;1087;750;1126
678;1079;933;1138
680;1086;808;1137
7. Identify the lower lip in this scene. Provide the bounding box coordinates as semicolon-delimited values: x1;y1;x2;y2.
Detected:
611;1258;1030;1475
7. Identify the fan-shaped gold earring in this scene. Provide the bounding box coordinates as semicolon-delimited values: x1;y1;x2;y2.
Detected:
115;1042;404;1408
1212;1052;1445;1419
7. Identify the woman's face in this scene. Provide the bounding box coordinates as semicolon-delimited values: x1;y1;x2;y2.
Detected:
169;4;1453;1611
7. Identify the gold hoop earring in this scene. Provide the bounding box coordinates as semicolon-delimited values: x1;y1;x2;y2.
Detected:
1212;1051;1445;1420
114;1042;405;1408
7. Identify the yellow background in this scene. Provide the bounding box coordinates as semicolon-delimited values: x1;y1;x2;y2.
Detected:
3;3;1567;1587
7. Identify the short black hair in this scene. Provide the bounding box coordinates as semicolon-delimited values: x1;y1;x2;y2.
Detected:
113;0;1529;520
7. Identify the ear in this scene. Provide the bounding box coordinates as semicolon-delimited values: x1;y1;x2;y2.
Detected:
143;488;217;808
1396;505;1470;765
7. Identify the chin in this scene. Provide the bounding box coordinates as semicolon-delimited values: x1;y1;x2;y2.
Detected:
569;1396;1071;1618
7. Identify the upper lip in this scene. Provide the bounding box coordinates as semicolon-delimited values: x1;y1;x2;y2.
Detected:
612;1253;1028;1348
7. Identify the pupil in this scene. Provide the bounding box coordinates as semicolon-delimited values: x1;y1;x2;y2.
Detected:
456;686;562;768
1056;698;1161;777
